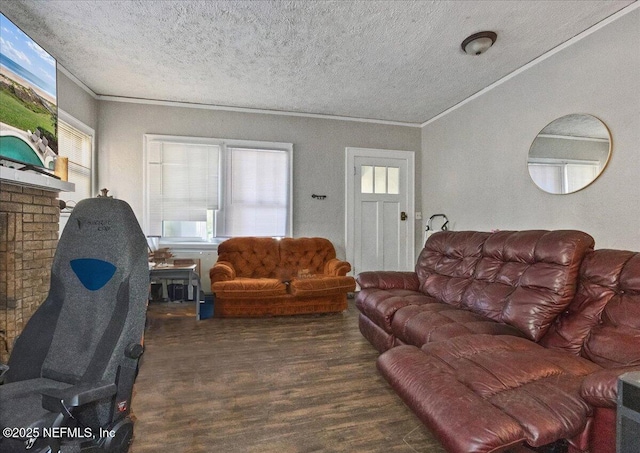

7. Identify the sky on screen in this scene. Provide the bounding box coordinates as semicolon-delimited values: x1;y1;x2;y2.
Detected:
0;13;56;98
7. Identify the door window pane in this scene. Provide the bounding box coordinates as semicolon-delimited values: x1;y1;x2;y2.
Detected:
374;166;386;194
387;167;399;194
361;165;373;193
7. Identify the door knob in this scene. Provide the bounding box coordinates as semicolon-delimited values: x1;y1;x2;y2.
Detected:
400;211;408;221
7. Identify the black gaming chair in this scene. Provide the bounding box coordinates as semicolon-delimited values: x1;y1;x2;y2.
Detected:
0;198;149;453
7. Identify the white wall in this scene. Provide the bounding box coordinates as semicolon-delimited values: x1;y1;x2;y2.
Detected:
96;102;421;259
420;8;640;250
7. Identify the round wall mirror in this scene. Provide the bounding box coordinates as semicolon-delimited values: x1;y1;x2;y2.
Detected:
527;114;611;194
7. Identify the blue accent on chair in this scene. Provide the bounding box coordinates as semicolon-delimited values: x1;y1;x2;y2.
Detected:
70;259;117;291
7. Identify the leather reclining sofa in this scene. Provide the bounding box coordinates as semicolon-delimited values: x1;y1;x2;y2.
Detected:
356;230;640;453
210;237;355;317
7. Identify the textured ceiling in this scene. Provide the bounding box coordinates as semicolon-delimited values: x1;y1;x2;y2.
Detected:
539;114;610;139
0;1;634;124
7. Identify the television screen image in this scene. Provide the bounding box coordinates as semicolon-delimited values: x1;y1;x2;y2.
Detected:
0;12;57;169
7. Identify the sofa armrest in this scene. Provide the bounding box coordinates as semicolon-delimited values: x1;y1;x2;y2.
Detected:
581;365;640;408
356;271;420;291
209;261;236;283
324;259;351;276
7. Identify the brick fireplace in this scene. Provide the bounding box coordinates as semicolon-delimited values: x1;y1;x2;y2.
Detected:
0;181;64;363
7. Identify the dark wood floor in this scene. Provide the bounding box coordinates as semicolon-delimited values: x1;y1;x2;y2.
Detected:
129;299;446;453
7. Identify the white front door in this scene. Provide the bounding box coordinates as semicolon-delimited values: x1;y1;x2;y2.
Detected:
346;148;415;275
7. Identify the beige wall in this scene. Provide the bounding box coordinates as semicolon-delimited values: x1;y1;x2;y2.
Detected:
420;9;640;250
96;102;421;257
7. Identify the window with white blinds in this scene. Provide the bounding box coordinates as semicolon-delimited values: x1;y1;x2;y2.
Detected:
144;135;292;241
528;159;600;194
58;118;93;202
146;140;220;238
225;147;289;237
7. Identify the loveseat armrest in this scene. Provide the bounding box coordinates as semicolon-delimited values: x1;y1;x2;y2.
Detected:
209;260;237;283
356;271;420;291
581;365;640;408
324;258;351;276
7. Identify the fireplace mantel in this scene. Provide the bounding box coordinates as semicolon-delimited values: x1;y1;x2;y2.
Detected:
1;166;75;192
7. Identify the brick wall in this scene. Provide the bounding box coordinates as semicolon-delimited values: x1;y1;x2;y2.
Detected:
0;182;60;363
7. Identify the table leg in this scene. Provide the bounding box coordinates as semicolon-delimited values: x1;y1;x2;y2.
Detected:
195;272;201;320
161;280;168;301
187;282;194;301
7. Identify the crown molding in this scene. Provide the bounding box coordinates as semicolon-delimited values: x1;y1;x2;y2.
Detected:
56;64;98;99
56;57;419;126
97;95;421;127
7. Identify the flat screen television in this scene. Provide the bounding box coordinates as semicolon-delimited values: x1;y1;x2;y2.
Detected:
0;11;57;169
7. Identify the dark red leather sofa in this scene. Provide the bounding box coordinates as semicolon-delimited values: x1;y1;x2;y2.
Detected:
356;230;640;453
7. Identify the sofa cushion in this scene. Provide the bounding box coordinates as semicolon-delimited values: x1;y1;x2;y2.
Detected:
211;278;287;298
392;303;525;347
415;230;594;342
540;250;640;365
377;344;526;453
216;237;281;279
355;288;438;333
580;366;640;408
280;237;337;278
416;231;490;305
289;276;355;297
581;252;640;368
377;335;602;452
473;231;593;341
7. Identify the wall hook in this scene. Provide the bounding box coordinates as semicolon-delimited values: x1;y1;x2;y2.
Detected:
312;194;327;200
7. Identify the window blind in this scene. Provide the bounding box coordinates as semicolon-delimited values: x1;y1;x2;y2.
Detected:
147;140;220;236
144;135;292;239
225;147;288;237
58;120;92;201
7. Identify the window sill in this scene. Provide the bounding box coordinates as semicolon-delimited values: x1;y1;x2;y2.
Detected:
158;240;225;251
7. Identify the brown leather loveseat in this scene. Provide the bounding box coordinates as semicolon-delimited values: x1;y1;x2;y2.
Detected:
210;237;355;317
357;230;640;453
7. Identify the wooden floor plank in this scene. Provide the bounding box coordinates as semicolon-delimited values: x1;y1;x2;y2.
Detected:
129;299;446;453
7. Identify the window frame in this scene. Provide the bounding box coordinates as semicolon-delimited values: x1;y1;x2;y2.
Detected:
143;134;293;245
57;109;95;212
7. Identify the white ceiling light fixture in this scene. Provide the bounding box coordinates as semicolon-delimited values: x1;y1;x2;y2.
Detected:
461;31;497;56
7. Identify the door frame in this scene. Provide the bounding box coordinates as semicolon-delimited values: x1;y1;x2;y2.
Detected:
345;147;415;275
